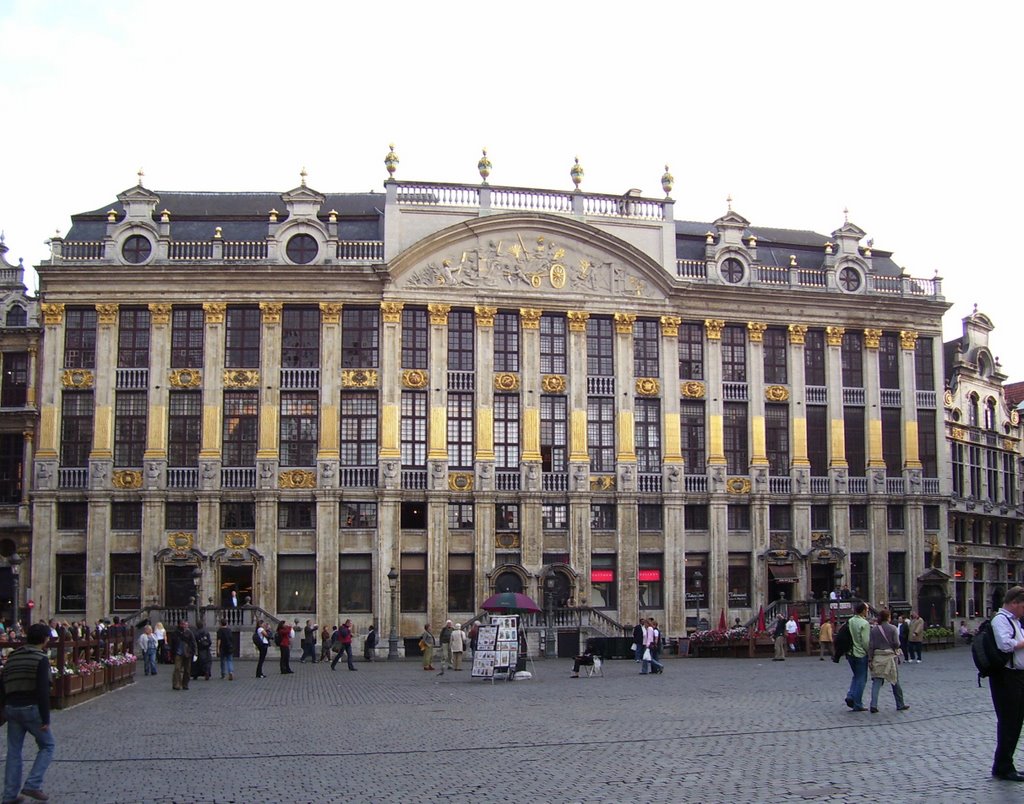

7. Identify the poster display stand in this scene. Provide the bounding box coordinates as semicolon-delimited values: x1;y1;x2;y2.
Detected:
471;615;519;682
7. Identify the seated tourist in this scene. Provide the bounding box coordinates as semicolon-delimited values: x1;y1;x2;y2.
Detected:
570;648;595;677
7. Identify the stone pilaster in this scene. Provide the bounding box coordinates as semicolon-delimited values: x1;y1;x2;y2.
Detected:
825;327;847;480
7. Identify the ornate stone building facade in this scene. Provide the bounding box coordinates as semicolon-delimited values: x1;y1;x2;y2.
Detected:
30;156;951;639
945;310;1024;622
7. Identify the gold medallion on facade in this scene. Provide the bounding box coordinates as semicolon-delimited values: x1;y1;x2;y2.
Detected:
496;532;521;549
681;381;706;399
224;531;251;550
169;368;202;388
550;264;566;288
1012;410;1020;426
279;469;316;489
635;378;660;397
765;385;790;402
168;532;194;554
951;427;967;441
402;369;429;389
590;475;615;491
541;375;566;393
342;369;378;388
943;389;954;408
448;473;474;492
494;373;520;391
112;469;143;489
726;477;752;494
224;369;259;388
62;369;95;389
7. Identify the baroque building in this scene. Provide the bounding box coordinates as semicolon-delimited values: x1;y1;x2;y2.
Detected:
30;155;952;642
945;310;1024;622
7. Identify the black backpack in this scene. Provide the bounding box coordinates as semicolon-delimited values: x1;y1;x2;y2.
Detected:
972;613;1013;686
273;630;282;647
252;629;262;648
831;622;853;663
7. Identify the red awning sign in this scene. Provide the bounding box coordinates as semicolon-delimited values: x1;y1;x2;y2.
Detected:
637;569;662;582
591;570;614;583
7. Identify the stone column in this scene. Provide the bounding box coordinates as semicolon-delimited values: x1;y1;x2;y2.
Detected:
199;303;226;472
660;316;684;633
704;320;726;479
257;302;282;472
566;311;591;601
747;322;768;477
426;303;450;630
899;329;925;609
613;313;638;624
378;302;404;636
142;304;171;606
317;303;342;625
788;325;810;476
473;306;496;604
519;308;543;574
863;328;886;606
825;327;847;482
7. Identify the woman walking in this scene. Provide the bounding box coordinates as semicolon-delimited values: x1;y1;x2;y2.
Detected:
138;624;158;676
868;609;910;713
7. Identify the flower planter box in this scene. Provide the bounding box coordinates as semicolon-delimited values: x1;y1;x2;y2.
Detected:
63;675;83;696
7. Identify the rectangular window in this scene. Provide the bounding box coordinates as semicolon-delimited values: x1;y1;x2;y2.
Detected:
849;505;868;530
277;554;316;612
887;504;905;531
171;307;204;368
635;398;662;473
401;307;428;369
879;333;900;389
915;336;935;391
681;400;706;474
952;442;965;496
0;434;23;503
541;503;567;530
586;317;614;376
339;554;372;612
111;502;142;530
57;554;86;612
494;393;520;470
447;392;474;469
60;391;94;467
448;502;475;530
923;505;941;530
686;504;709;530
447;309;475;372
111;553;141;611
222;391;258;466
493;311;520;373
685;554;708;609
841;332;863;388
221;502;255;529
341;502;377;528
728;505;750;530
804;330;826;386
638;554;663;609
678;323;704;380
448;554;474;612
165;501;197;530
280;391;318;467
587;397;615;472
763;328;788;384
590;504;616;530
342;307;379;368
918;412;938;478
969;445;982;498
881;408;902;476
1004;453;1018;506
807;406;828;477
1;352;28;406
721;325;747;383
117;307;150;368
281;306;320;368
728;553;751;608
765;403;789;475
539;314;567;375
590;554;617;609
168;390;201;467
400;553;427;612
114;391;147;467
401;501;427;529
724;402;748;475
225;306;261;368
340;392;377;466
64;307;97;369
496;503;520;531
633;319;660;377
811;504;830;531
278;501;316;529
57;501;88;530
770;505;791;531
400;391;427;468
987;450;1000;503
638;504;663;531
844;407;866;477
888;552;907;602
850;553;869;600
540;395;568;473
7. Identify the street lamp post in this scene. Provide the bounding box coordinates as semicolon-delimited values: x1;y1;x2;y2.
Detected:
694;570;703;629
544;575;557;659
9;553;22;629
387;567;399;661
191;566;202;628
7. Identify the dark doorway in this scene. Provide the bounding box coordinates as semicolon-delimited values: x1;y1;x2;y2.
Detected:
164;564;197;607
919;584;947;627
220;564;253;607
810;563;836;601
544;570;572;608
767;578;794;609
494;571;523;594
557;629;580;658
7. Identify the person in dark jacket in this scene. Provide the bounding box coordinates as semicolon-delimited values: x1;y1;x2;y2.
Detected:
169;621;197;690
331;620;357;671
632;621;645;663
277;621;293;674
216;619;235;681
191;624;213;681
363;624;378;661
773;615;787;661
0;622;55;803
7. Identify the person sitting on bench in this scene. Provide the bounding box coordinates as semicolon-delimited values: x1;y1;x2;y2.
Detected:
570;648;595;677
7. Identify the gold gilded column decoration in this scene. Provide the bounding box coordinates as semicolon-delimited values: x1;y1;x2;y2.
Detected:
41;303;64;325
788;324;807;344
660;315;681;337
614;313;636;334
260;302;282;324
203;303;226;324
899;330;919;350
320;302;342;324
474;305;497;327
148;304;172;325
567;311;590;332
864;328;882;349
825;326;845;346
96;304;118;325
381;302;404;323
747;322;767;343
704;319;724;340
520;308;542;329
428;304;451;325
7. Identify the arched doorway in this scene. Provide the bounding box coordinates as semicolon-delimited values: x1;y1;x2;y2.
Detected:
494;571;524;594
919;584;947;627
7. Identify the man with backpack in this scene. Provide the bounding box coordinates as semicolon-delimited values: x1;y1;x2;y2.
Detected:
987;585;1024;782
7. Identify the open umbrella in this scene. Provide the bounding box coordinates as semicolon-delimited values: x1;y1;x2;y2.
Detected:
718;609;727;631
756;605;766;633
481;591;542;614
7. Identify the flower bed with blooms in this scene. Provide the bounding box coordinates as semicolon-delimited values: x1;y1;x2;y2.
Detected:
101;653;138;667
688;626;750;645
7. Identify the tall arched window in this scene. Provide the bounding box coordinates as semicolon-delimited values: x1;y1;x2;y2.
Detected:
985;398;997;430
5;306;26;327
969;393;980;427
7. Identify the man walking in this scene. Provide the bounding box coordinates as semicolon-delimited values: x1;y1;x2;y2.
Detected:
330;620;357;671
632;620;645;664
772;615;787;661
1;622;56;803
844;602;870;712
988;585;1024;781
169;621;197;691
439;620;454;670
300;620;317;663
216;619;234;681
277;621;294;674
253;620;269;678
908;611;925;663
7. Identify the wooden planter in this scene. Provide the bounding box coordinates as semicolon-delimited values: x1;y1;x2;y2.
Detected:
63;675;83;696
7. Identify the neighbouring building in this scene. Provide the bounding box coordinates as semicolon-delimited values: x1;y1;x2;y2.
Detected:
945;310;1024;623
30;152;952;643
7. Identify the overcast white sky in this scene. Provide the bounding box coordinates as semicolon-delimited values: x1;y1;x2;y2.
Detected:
1;2;1019;375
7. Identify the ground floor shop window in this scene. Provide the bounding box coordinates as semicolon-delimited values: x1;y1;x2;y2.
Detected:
401;553;427;611
590;554;617;609
111;553;141;611
685;554;708;609
638;554;663;609
448;554;474;611
278;555;316;612
339;554;371;612
57;553;86;612
728;553;751;607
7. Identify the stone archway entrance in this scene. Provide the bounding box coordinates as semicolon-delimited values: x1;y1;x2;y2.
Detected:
494;570;524;594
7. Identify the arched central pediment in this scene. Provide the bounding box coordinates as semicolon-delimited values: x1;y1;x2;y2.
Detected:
387;213;673;305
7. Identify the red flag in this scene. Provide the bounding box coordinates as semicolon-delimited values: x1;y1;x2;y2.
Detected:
757;605;766;633
718;609;727;630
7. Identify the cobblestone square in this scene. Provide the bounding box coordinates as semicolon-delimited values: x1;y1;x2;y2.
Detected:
4;647;1018;803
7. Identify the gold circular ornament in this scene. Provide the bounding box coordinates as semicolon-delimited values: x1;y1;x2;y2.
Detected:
112;470;143;489
635;378;660;396
681;381;706;399
449;473;474;492
943;390;954;408
1011;410;1020;426
550;264;566;288
402;369;428;389
765;385;790;402
541;375;566;393
494;373;520;391
726;477;752;494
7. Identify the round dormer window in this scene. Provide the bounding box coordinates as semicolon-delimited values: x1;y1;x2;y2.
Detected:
286;234;319;265
838;266;862;292
122;235;152;264
721;258;744;284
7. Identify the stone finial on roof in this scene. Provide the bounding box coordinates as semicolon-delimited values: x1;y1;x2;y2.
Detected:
137;168;144;187
661;165;673;197
726;194;733;212
385;144;399;178
300;167;308;187
570;156;584;190
843;206;849;224
478;148;491;184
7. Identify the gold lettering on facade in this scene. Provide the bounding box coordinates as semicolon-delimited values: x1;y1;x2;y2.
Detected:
704;319;725;340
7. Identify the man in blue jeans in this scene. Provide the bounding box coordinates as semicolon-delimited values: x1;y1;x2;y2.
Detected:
845;602;871;712
0;622;56;802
